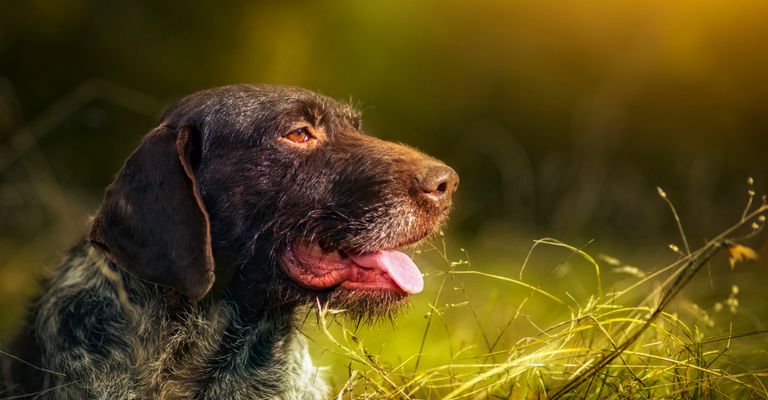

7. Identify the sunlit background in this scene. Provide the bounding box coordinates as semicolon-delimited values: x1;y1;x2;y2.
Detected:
2;0;768;388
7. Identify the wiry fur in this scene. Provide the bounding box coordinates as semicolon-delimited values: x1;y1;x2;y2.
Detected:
1;84;457;399
3;243;326;399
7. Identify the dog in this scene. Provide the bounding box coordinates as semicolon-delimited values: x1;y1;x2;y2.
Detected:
1;84;458;399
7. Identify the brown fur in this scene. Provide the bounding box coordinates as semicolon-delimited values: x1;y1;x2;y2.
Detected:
2;84;457;399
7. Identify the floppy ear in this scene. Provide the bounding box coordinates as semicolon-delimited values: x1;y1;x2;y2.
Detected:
89;125;215;300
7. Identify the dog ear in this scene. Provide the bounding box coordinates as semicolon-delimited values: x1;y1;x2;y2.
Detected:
89;125;215;300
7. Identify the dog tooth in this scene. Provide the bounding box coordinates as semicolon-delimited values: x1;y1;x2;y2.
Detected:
309;243;324;258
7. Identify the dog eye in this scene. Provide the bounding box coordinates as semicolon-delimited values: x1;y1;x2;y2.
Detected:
285;127;314;143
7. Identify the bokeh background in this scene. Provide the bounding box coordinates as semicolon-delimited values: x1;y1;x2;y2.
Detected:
2;0;768;378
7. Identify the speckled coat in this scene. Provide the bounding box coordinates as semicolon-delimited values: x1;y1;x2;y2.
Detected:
2;243;327;400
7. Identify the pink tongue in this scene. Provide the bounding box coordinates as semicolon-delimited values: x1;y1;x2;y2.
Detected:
349;250;424;294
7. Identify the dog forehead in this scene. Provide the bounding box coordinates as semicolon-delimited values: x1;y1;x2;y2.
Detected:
164;84;360;137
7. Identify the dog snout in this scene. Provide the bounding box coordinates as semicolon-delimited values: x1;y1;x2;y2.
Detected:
416;162;459;208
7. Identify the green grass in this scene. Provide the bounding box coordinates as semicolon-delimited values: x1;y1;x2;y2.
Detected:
2;180;767;399
308;190;768;399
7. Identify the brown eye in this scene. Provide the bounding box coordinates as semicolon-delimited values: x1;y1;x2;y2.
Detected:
285;127;313;143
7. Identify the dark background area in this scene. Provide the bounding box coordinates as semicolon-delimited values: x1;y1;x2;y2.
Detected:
1;0;767;337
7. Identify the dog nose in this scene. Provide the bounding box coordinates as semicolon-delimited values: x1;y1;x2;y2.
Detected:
417;163;459;207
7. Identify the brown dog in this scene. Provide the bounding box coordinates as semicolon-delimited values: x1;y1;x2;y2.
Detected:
2;84;458;399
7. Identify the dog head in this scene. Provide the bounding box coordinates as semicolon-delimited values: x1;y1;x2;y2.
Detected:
90;84;458;317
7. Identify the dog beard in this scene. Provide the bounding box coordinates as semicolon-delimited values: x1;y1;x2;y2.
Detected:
311;288;410;325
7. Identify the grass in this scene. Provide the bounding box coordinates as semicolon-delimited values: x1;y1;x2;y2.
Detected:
308;185;768;399
2;94;767;397
2;83;767;399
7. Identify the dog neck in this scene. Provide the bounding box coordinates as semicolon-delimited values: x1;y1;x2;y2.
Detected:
9;241;326;399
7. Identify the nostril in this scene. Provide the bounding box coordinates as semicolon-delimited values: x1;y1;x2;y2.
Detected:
416;163;459;203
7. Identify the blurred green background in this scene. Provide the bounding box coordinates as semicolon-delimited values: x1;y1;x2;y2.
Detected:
1;0;767;362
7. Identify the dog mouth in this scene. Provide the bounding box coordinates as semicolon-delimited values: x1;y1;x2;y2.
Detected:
279;242;424;295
